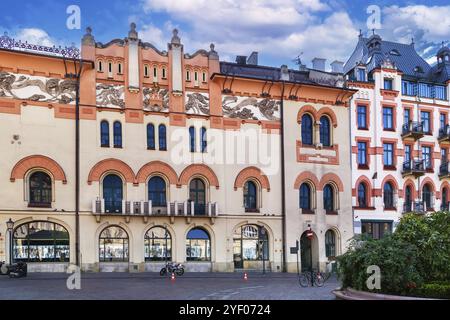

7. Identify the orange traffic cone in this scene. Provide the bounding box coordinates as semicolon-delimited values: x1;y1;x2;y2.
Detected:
244;272;248;281
171;272;175;281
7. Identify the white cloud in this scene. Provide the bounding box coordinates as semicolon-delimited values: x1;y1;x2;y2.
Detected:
15;28;56;47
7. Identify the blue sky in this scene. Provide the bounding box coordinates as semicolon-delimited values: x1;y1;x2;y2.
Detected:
1;0;449;69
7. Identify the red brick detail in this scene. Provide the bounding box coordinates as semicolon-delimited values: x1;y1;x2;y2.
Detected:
0;99;21;114
381;175;400;198
88;159;135;185
136;161;178;185
10;155;67;184
297;105;317;123
380;89;399;100
403;179;416;200
353;175;372;207
125;109;144;124
297;141;340;165
234;167;271;191
441;181;450;202
316;107;338;128
294;171;320;189
179;164;220;189
319;173;344;192
420;177;436;194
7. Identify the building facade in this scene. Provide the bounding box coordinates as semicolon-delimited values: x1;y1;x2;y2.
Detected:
344;33;450;238
0;25;355;273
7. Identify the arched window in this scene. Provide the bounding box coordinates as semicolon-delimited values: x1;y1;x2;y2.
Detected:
320;116;331;147
442;187;448;211
201;127;207;153
145;227;171;262
103;174;123;213
325;230;336;258
13;221;69;263
147;124;155;150
323;184;334;212
422;184;433;210
299;183;312;211
159;124;167;151
101;120;110;147
190;178;206;215
113;121;122;148
405;185;413;212
189;126;196;152
99;226;129;262
186;227;211;261
358;183;368;208
301;114;314;145
244;181;258;212
29;171;52;207
148;176;167;207
383;182;395;209
233;225;269;269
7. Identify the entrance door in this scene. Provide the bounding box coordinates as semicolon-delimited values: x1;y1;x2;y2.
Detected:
103;174;123;213
190;178;206;215
300;232;312;272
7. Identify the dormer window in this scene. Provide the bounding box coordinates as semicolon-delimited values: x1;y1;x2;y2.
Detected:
357;68;366;82
384;78;393;90
389;49;400;56
414;66;424;73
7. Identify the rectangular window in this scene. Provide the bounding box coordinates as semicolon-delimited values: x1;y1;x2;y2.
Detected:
383;107;394;130
440;113;447;129
384;78;393;90
422;146;432;169
361;221;393;240
405;145;411;163
357;142;367;166
383;143;394;166
441;148;447;162
418;83;433;98
421;111;431;133
357;105;367;129
403;109;410;125
435;86;447;100
357;68;365;82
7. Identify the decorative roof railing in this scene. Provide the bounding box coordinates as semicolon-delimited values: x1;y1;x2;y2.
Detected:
0;32;80;59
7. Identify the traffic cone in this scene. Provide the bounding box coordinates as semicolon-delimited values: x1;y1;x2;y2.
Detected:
244;272;248;281
171;272;175;281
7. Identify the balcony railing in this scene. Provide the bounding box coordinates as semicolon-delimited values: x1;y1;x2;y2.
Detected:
438;125;450;142
439;162;450;178
403;201;428;214
92;199;219;217
401;121;425;140
402;159;425;177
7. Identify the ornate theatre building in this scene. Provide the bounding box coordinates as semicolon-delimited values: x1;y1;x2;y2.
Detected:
0;24;355;272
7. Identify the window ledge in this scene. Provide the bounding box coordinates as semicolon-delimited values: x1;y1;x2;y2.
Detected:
358;164;370;170
384;207;397;211
301;209;315;215
245;209;261;213
353;206;376;210
28;203;52;209
383;165;397;171
326;210;339;215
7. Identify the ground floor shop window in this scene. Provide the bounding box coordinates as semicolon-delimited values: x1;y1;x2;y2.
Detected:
361;221;393;240
233;225;269;269
13;221;69;263
145;226;172;261
186;227;211;261
99;226;129;262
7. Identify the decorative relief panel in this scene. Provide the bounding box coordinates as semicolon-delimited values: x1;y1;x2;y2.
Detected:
143;86;169;112
185;91;210;115
96;83;125;108
0;72;76;104
222;95;280;121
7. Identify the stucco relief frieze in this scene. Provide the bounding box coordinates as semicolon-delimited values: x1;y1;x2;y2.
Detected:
96;83;125;108
0;71;76;104
143;86;169;112
185;91;210;115
222;95;280;121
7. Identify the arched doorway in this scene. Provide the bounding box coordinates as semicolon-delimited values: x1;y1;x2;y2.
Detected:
103;174;123;213
300;231;318;272
189;178;206;215
233;225;269;270
99;225;129;262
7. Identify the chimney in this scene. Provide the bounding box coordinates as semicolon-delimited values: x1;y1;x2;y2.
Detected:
236;55;247;65
312;58;326;71
330;61;344;73
280;65;290;81
247;52;258;65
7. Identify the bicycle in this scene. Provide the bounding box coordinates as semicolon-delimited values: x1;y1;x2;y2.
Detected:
298;270;325;287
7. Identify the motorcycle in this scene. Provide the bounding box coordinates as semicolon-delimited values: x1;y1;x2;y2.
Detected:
8;262;27;278
160;262;185;276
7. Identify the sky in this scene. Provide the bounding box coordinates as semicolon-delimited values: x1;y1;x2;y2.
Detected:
1;0;449;70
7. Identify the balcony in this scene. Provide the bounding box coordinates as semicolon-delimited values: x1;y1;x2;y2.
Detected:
403;201;427;214
438;125;450;142
402;159;425;178
92;199;219;223
439;162;450;179
401;121;425;141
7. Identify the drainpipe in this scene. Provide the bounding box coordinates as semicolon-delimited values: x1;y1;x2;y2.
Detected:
280;82;287;272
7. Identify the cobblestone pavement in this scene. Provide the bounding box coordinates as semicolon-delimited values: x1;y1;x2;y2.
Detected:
0;272;339;300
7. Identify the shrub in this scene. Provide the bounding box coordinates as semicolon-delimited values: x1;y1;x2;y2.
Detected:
412;283;450;299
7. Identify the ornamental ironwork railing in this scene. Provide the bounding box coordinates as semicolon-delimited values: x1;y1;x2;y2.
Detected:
0;32;80;59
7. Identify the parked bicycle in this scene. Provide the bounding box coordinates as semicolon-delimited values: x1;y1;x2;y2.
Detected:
298;270;325;287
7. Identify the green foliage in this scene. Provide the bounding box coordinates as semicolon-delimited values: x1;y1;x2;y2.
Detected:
337;211;450;297
412;283;450;299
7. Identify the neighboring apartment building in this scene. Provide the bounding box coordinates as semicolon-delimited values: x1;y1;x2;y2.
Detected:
344;33;450;238
0;25;355;273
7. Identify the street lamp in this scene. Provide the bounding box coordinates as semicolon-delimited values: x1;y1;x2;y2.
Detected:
6;219;14;265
